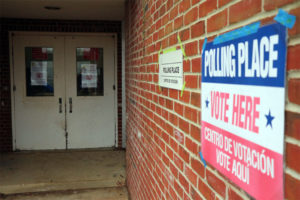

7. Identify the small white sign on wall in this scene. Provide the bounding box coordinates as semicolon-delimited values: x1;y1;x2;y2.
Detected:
159;49;183;90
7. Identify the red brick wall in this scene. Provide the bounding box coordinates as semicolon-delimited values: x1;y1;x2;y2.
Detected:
125;0;300;199
0;18;123;151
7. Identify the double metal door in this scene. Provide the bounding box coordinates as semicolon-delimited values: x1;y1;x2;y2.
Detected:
12;34;116;150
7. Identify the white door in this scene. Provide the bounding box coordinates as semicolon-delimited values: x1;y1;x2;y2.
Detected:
12;34;116;150
65;36;116;149
13;35;66;150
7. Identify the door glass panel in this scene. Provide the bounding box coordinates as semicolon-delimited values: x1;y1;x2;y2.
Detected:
25;47;54;96
76;48;104;96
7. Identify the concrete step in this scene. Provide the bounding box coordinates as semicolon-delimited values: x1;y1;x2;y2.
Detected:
0;178;126;195
1;186;129;200
0;150;126;195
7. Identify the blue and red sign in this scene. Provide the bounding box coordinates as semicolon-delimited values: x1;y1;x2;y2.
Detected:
201;22;286;200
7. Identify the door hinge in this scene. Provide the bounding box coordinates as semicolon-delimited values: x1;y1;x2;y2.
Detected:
13;85;16;91
113;85;116;90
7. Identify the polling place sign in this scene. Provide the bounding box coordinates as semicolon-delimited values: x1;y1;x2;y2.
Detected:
159;49;183;90
201;22;286;200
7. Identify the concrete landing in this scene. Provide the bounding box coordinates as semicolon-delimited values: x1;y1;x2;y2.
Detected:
1;187;128;200
0;150;127;197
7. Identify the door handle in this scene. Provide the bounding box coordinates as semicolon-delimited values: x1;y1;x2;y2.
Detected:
59;98;62;113
69;97;72;113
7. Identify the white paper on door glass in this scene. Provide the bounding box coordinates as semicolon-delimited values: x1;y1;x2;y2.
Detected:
31;61;47;86
81;64;98;88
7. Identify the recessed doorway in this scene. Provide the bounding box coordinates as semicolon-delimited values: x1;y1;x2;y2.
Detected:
11;33;117;150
